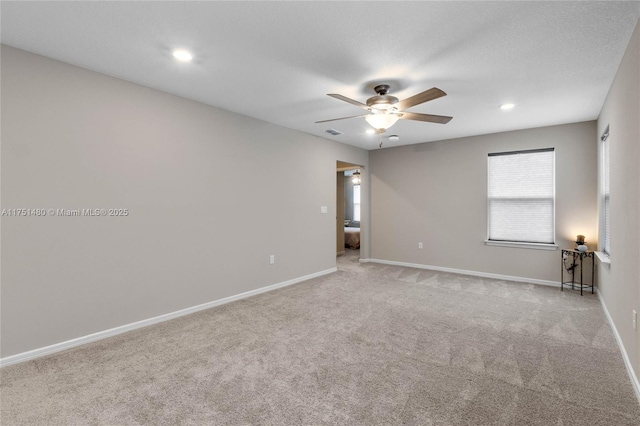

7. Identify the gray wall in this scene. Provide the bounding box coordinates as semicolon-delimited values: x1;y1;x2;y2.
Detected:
369;121;597;283
0;46;369;357
597;20;640;382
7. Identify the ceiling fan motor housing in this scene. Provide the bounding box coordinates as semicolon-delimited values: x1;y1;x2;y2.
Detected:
367;95;399;109
366;85;398;110
374;84;390;95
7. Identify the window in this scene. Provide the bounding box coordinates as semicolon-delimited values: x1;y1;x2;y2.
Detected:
487;148;555;246
353;184;361;222
601;126;610;255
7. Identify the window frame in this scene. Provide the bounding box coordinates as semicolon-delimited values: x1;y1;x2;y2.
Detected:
485;148;558;250
353;184;361;222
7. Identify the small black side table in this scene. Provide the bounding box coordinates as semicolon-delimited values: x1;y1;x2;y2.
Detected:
561;249;595;295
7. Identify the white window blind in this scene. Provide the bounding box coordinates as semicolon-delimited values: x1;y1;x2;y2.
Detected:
487;148;555;244
353;185;361;222
602;128;610;255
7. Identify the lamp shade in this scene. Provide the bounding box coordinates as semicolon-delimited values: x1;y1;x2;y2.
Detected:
365;113;400;130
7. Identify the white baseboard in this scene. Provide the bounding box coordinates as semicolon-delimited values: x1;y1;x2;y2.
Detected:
0;267;337;368
364;258;560;287
595;288;640;404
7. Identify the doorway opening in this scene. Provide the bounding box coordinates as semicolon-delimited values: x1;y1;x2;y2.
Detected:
337;161;363;264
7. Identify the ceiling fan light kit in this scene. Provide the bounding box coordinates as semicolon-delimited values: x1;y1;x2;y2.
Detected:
364;113;400;131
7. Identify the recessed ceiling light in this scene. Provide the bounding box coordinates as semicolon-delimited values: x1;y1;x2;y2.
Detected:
172;49;193;62
500;103;515;110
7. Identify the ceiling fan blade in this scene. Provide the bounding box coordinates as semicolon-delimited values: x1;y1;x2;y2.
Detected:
399;112;453;124
396;87;447;110
315;114;369;123
328;94;371;111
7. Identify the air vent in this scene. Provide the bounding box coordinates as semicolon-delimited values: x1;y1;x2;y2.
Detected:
325;129;343;136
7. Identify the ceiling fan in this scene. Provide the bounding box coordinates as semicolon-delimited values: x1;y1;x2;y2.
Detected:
316;84;452;133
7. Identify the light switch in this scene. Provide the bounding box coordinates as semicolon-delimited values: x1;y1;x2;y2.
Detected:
320;206;328;214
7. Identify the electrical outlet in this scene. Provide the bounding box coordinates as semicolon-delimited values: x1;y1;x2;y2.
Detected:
269;255;275;265
418;242;423;249
633;310;637;330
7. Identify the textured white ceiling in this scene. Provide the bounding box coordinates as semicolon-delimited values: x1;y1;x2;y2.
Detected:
2;1;639;150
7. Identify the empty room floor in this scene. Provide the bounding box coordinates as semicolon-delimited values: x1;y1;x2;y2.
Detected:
1;250;639;425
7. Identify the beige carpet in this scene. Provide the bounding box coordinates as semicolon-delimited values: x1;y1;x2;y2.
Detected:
2;249;639;425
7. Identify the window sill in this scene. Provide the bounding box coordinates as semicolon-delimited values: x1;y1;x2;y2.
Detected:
485;240;558;251
595;251;611;265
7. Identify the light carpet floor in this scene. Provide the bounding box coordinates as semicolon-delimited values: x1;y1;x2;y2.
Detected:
1;249;639;425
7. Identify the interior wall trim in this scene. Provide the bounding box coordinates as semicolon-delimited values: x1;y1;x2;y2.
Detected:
0;267;337;368
596;288;640;404
361;258;560;287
